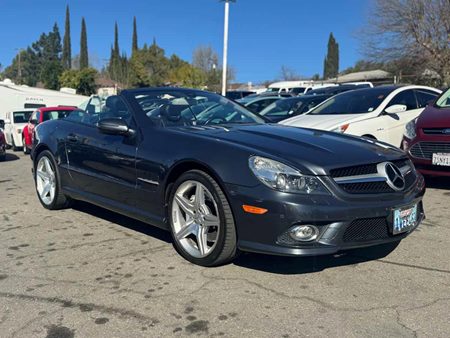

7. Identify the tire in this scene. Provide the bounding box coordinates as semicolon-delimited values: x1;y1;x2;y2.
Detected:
34;150;72;210
11;137;19;151
168;170;237;266
23;136;30;154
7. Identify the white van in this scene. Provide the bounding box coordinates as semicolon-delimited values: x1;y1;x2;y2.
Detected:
0;79;87;121
267;81;339;95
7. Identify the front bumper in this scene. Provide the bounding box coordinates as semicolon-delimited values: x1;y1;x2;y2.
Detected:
402;136;450;177
227;174;425;256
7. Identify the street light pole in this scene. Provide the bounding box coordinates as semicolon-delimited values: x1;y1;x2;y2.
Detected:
221;0;234;96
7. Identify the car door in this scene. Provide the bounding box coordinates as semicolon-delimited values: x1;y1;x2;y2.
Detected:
65;96;138;207
383;89;421;146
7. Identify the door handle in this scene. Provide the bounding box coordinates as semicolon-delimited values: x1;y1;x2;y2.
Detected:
67;134;80;143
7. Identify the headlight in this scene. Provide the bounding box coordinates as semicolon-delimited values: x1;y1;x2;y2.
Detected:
332;124;349;133
248;156;329;195
404;119;417;139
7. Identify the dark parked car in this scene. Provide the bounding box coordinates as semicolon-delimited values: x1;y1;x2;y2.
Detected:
0;128;6;161
240;96;281;113
305;84;365;96
225;90;255;101
402;87;450;177
32;87;425;266
259;95;331;122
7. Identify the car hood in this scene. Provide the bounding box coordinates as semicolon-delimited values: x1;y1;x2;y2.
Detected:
417;105;450;128
173;124;404;175
280;113;370;130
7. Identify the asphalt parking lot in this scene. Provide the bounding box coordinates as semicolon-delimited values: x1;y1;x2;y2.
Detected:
0;152;449;338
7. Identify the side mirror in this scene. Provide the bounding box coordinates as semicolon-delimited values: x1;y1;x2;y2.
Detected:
4;119;11;124
30;119;38;125
384;104;407;114
97;118;134;136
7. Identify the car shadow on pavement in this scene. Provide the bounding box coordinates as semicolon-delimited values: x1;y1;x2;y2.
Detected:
1;153;20;162
233;242;399;275
424;176;450;190
72;201;172;244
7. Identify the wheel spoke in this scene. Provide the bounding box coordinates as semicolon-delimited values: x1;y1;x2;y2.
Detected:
41;183;51;198
194;183;205;211
175;194;195;218
203;213;219;228
197;226;208;256
37;171;49;181
44;158;52;174
176;221;198;240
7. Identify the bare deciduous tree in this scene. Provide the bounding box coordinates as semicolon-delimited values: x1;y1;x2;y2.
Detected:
363;0;450;84
279;65;300;81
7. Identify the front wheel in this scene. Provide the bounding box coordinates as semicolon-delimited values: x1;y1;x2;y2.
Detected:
168;170;237;266
34;150;72;210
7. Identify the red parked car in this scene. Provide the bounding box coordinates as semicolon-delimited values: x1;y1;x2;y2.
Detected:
402;87;450;177
23;106;76;154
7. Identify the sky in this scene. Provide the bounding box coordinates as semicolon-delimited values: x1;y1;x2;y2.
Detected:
0;0;370;83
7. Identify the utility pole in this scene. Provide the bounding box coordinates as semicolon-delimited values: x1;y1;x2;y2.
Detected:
15;48;23;84
221;0;235;96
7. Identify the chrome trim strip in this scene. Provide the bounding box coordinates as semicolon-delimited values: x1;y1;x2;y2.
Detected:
334;174;386;184
138;178;159;186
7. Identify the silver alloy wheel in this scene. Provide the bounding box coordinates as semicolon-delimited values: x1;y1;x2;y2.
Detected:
36;156;56;205
171;180;221;258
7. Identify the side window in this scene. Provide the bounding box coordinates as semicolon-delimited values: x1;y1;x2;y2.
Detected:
65;96;131;126
415;90;438;108
387;90;417;111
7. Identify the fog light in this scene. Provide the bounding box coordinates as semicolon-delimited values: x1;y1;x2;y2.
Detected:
289;225;319;242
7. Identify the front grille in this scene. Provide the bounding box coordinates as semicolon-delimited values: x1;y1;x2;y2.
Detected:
343;217;389;242
410;142;450;160
338;171;417;194
330;164;377;178
330;159;410;178
340;181;392;194
422;128;450;135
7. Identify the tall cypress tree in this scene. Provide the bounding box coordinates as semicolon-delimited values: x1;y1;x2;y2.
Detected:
80;18;89;69
132;17;138;54
323;33;339;79
62;5;71;69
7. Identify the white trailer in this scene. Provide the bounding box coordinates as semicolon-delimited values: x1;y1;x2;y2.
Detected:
0;79;87;121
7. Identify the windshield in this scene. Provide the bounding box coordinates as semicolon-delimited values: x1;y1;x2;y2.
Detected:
260;98;299;118
435;88;450;108
43;110;73;122
132;89;265;127
308;87;393;115
13;111;32;123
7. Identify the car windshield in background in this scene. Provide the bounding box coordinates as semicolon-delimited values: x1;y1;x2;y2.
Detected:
308;87;393;115
13;111;32;123
260;99;298;118
132;89;265;127
43;110;73;121
435;88;450;108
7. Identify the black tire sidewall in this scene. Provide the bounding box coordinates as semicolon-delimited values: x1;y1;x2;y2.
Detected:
168;171;231;266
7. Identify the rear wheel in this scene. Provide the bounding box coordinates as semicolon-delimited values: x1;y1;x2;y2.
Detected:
35;150;72;210
168;170;237;266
